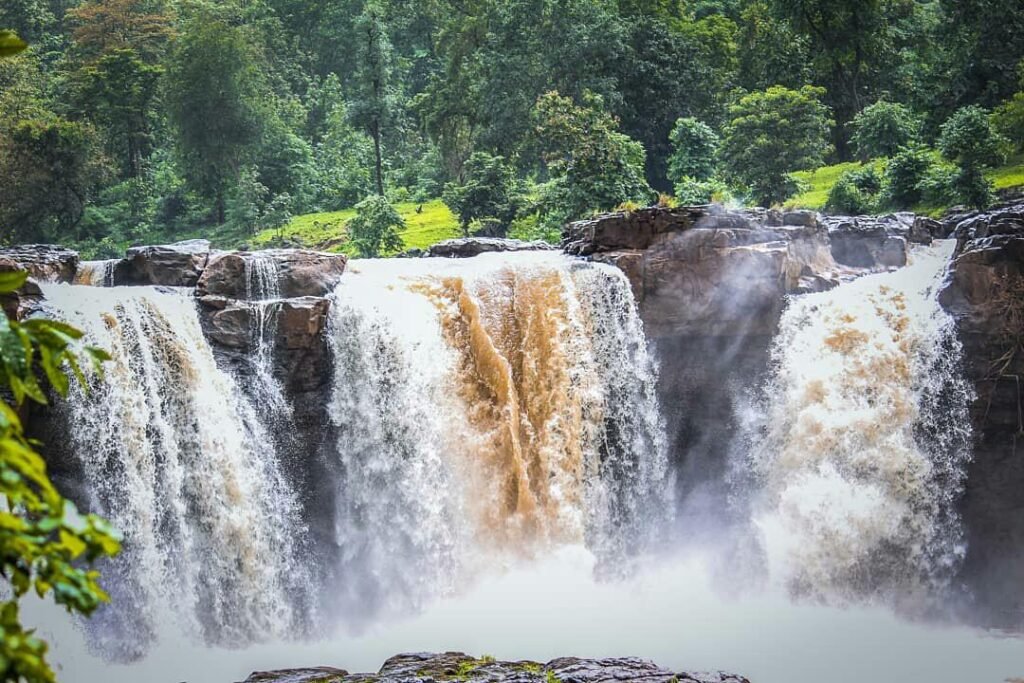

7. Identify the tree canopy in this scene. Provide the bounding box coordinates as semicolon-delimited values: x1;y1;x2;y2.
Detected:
2;0;1023;255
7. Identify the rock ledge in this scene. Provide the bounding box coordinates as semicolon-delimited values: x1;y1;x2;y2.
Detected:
242;652;749;683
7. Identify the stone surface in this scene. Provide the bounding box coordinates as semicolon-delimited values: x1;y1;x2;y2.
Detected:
197;249;347;299
242;652;749;683
0;244;79;283
938;199;1024;629
425;237;556;258
821;215;910;269
113;239;211;287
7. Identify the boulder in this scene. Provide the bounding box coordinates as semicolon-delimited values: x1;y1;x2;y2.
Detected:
197;249;347;300
0;244;79;283
425;237;556;258
822;216;909;269
242;652;749;683
113;239;211;287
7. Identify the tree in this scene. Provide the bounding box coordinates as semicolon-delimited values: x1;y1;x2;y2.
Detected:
347;194;405;257
350;0;396;197
65;0;173;61
849;100;921;160
667;117;719;184
442;152;520;237
71;49;162;178
0;118;109;243
993;93;1024;154
65;0;174;179
721;85;833;206
163;19;268;224
532;90;653;224
938;105;1008;208
883;144;932;208
769;0;914;157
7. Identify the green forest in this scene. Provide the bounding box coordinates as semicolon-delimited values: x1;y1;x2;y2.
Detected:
2;0;1024;258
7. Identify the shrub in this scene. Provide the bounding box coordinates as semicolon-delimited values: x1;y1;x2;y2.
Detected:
883;145;933;208
938;105;1008;169
347;194;405;257
667;117;719;184
992;93;1024;154
674;176;732;205
849;101;922;160
442;152;520;237
826;167;880;214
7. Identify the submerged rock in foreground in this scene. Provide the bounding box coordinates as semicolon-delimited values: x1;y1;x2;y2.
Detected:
242;652;750;683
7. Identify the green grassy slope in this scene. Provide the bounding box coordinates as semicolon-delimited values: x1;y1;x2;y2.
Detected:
250;199;460;255
787;155;1024;212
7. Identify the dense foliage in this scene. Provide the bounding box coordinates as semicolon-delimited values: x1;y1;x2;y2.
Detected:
2;0;1024;254
0;269;120;683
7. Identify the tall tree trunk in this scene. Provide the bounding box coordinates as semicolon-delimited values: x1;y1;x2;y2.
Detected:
372;117;384;196
216;192;225;224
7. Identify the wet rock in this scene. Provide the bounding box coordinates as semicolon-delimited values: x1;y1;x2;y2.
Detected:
113;239;211;287
0;244;79;283
822;216;909;269
197;249;347;299
938;199;1024;629
562;206;705;255
242;653;749;683
425;237;556;258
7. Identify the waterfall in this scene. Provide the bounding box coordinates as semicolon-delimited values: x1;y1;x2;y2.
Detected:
39;284;310;659
742;241;974;606
74;259;117;286
325;252;671;619
243;254;288;415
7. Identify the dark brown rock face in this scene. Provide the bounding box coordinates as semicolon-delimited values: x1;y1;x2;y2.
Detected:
938;200;1024;629
425;237;556;258
0;244;79;283
196;249;347;299
242;652;749;683
113;239;211;287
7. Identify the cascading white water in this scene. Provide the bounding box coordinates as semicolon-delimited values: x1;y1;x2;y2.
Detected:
325;252;671;619
742;241;974;605
39;284;310;659
243;254;288;415
74;259;118;286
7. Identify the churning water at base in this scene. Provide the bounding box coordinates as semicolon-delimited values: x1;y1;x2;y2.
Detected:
325;253;671;619
740;241;974;607
39;285;310;659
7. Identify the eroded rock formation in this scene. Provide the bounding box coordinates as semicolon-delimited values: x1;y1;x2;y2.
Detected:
243;652;749;683
938;199;1024;628
562;204;911;529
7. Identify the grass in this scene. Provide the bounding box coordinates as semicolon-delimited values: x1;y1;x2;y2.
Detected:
250;199;460;255
990;154;1024;191
787;154;1024;212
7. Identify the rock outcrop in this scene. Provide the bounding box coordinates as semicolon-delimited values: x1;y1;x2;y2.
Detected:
938;198;1024;629
243;652;749;683
425;237;556;258
197;249;347;299
0;244;80;317
562;204;915;525
112;239;211;287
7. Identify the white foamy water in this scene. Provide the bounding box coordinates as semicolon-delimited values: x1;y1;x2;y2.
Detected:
742;240;974;605
325;253;671;618
26;244;1017;683
39;284;310;658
